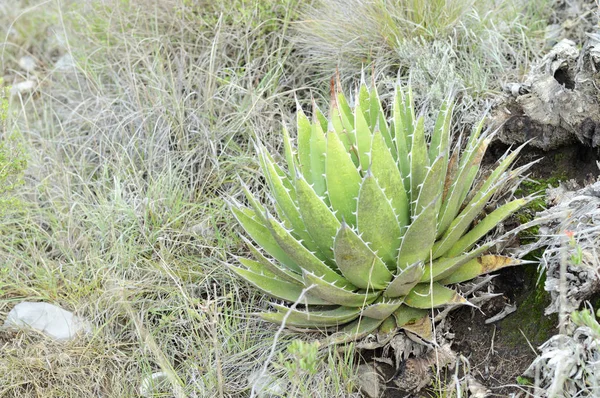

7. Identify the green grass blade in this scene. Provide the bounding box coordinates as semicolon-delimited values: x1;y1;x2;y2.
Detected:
325;131;361;226
333;221;393;290
357;171;402;266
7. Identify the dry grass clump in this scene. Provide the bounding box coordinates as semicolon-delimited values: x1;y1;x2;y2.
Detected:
0;0;357;396
294;0;554;112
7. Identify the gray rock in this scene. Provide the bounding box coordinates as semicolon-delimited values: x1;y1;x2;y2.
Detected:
3;302;91;341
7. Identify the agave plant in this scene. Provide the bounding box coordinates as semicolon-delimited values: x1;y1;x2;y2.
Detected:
229;83;533;344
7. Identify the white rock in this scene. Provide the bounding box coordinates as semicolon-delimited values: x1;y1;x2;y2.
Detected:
10;80;36;96
139;372;169;397
248;369;286;397
18;56;37;73
3;302;91;341
55;54;76;71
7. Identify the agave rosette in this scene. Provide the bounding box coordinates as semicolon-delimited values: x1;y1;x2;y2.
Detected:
229;84;532;343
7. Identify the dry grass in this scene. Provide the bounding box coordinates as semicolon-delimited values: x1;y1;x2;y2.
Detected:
0;0;560;396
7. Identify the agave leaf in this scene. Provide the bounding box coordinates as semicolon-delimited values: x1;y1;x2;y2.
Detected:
445;198;528;257
267;302;361;327
331;106;352;151
370;131;410;228
282;125;296;179
295;175;340;264
433;176;510;259
414;155;445;216
439;255;532;285
231;206;300;273
258;149;319;254
437;134;490;237
357;171;402;265
355;107;372;172
393;305;430;327
368;85;381;132
361;297;405;320
393;89;411;191
313;101;329;132
401;314;433;342
229;265;328;305
265;215;355;289
397;199;437;270
379;315;398;334
241;237;303;283
404;283;466;309
358;83;371;126
333;222;393;290
297;109;312;184
325;316;384;345
466;142;528;207
303;271;381;307
410;116;428;205
384;262;424;298
326;131;362;226
442;147;459;203
309;116;328;198
420;243;492;283
428;97;454;164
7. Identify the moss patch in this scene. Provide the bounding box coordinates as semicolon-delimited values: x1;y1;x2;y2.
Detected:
498;264;557;348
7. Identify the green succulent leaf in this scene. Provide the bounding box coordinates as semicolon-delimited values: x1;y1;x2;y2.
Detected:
410;116;428;205
325;316;384;345
420;242;492;282
266;215;354;289
295;175;341;264
404;283;466;309
228;265;327;305
309;116;328;198
384;262;424;298
370;131;409;228
355;107;372;172
357;171;402;266
303;271;381;307
241;237;303;283
231;206;300;273
445;198;528;257
325;131;362;226
361;297;405;320
393;305;430;327
266;302;361;327
397;198;437;270
440;255;532;285
333;222;393;290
